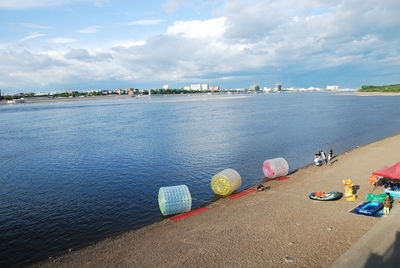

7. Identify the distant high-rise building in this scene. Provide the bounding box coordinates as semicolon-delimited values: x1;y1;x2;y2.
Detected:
163;85;169;90
249;83;260;91
275;83;282;91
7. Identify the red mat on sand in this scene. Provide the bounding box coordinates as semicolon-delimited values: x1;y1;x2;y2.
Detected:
263;176;290;182
227;188;256;200
275;176;290;181
170;207;209;221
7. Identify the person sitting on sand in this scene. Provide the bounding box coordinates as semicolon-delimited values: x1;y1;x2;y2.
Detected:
314;153;322;166
257;184;266;191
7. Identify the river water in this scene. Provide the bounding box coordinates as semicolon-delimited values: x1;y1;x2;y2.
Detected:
1;92;400;267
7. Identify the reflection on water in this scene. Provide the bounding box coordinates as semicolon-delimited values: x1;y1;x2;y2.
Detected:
0;93;400;267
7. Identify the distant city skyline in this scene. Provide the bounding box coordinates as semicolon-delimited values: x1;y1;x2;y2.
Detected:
0;0;399;93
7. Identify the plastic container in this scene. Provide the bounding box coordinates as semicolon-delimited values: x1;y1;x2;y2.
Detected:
158;185;192;216
262;157;289;178
211;168;242;196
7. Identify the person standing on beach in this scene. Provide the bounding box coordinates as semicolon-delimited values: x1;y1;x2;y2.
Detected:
369;175;379;193
320;150;327;164
327;148;333;165
384;193;391;216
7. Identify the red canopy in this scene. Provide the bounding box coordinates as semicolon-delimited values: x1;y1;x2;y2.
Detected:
372;162;400;180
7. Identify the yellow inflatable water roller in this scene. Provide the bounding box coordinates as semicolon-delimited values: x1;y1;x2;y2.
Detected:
211;168;242;196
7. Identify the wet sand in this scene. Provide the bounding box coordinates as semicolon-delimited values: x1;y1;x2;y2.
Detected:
33;134;400;267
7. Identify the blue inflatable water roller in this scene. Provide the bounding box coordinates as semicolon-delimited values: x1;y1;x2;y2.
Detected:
384;189;400;199
158;185;192;216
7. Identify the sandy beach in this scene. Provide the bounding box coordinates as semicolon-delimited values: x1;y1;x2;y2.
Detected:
32;134;400;268
336;92;400;97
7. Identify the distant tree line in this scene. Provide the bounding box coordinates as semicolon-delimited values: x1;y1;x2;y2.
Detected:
360;84;400;92
0;90;126;100
0;88;220;101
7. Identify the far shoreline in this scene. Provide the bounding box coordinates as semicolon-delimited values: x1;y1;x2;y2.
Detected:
0;93;252;105
3;90;400;106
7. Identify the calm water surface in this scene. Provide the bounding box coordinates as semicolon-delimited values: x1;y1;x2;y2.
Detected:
1;92;400;267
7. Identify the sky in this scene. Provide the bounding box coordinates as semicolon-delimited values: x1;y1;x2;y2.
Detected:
0;0;399;93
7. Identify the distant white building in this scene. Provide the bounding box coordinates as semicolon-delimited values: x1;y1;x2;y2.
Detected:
34;92;48;96
209;86;220;91
308;86;321;91
190;84;202;90
326;85;339;90
189;84;209;90
163;85;169;90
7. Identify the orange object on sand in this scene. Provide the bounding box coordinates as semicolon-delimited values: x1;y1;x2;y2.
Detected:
369;175;378;184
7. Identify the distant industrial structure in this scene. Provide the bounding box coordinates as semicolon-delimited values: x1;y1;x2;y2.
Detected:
275;83;282;92
326;85;339;90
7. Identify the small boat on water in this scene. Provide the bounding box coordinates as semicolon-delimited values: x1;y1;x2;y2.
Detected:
5;99;25;104
309;191;343;201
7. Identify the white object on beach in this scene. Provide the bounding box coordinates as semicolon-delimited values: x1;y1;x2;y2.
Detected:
158;185;192;216
262;157;289;178
211;168;242;196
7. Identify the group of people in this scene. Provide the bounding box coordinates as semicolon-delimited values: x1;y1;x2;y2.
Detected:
314;148;334;166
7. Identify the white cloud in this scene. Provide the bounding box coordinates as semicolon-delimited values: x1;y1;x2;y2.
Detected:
167;17;226;38
47;38;77;44
21;23;51;29
20;32;47;42
0;0;104;9
125;19;165;25
64;48;113;62
1;0;400;91
77;25;101;34
111;40;147;48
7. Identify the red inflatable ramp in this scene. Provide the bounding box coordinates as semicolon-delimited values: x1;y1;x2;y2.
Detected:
275;176;290;181
227;188;256;200
170;207;209;221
